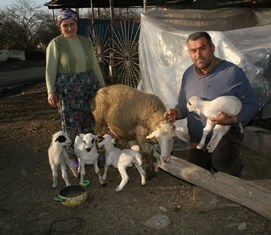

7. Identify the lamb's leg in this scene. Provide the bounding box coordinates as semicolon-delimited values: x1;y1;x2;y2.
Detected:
207;125;230;153
60;163;71;186
197;120;215;149
65;154;79;178
133;162;146;186
51;165;58;188
206;124;220;151
102;164;110;181
79;162;86;185
115;164;129;192
94;161;105;185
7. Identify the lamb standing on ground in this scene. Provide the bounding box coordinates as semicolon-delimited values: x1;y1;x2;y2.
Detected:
98;134;146;192
74;133;105;185
187;96;242;153
91;84;176;177
48;131;78;188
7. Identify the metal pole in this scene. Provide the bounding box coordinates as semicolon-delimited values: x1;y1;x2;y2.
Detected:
143;0;147;13
109;0;115;78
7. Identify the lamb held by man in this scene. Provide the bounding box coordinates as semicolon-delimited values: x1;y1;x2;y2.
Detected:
187;96;243;153
74;133;105;186
97;134;146;192
48;131;78;188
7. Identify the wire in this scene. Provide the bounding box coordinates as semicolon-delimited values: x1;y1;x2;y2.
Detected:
48;217;84;234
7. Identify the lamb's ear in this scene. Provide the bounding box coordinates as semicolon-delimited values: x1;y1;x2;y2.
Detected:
97;135;104;143
55;135;66;143
111;138;116;144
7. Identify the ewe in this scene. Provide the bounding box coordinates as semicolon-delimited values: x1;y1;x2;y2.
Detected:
98;134;146;192
91;84;176;177
74;133;105;185
48;131;78;188
187;96;242;153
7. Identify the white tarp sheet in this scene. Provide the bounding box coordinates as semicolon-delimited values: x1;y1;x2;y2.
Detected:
138;8;271;113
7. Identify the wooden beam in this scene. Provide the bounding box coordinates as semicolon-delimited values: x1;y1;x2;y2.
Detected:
158;156;271;221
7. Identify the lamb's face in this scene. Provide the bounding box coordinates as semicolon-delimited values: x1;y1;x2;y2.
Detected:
82;133;97;152
53;131;72;147
97;134;115;148
187;96;201;114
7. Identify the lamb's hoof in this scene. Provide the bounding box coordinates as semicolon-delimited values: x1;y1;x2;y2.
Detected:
115;187;122;192
101;182;107;187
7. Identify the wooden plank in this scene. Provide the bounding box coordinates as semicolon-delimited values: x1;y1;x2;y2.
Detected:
158;156;271;221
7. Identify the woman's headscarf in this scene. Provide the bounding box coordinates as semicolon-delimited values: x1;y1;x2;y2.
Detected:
56;8;78;26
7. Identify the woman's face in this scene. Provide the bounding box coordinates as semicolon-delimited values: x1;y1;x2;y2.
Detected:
60;18;78;38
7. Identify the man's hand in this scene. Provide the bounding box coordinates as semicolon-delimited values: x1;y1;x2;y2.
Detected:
164;108;180;123
209;111;237;125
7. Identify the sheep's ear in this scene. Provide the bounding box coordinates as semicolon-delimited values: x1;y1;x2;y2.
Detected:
78;133;84;138
146;130;157;139
55;135;66;143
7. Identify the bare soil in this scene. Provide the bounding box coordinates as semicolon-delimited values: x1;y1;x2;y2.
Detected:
0;61;270;235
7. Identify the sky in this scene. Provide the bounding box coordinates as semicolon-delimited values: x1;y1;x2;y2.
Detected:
0;0;49;10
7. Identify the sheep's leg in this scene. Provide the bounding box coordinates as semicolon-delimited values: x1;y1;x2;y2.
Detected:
115;164;129;192
208;125;230;153
65;156;79;178
197;120;215;149
51;165;58;188
79;162;86;185
133;162;146;186
102;164;110;181
94;161;105;185
206;124;220;151
152;145;160;172
60;163;71;186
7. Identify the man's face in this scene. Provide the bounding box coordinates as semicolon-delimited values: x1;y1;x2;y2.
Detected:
187;37;215;70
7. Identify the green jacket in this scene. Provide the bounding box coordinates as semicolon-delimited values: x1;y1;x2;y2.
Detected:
46;34;105;93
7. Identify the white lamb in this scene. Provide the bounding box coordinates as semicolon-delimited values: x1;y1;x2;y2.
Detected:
97;134;146;192
187;96;243;153
48;131;78;188
74;133;105;186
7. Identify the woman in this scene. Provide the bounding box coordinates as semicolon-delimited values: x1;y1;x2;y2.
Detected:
45;8;105;157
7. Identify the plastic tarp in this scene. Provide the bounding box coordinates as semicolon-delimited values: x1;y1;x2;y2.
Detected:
138;8;271;112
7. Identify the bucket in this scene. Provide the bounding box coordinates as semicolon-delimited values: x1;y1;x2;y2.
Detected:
54;180;90;206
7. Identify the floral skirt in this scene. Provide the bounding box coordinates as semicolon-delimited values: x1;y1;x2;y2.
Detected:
56;71;99;141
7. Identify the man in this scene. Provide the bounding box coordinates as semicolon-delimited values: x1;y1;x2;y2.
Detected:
165;32;259;176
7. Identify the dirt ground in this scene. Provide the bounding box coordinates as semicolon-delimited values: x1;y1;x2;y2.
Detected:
0;61;271;235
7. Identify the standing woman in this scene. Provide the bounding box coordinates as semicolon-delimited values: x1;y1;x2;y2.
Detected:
45;8;105;156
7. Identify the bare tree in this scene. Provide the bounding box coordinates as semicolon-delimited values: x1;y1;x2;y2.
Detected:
0;0;57;51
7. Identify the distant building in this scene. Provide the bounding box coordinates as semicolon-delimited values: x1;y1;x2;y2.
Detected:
0;49;25;62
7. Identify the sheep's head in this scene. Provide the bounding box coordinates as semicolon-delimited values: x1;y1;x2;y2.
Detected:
97;133;115;148
79;133;98;152
146;122;175;163
187;96;202;115
53;131;72;147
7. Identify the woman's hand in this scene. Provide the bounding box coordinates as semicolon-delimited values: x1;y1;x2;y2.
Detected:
47;92;58;107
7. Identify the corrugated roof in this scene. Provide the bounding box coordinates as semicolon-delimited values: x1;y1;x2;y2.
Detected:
44;0;166;9
44;0;271;9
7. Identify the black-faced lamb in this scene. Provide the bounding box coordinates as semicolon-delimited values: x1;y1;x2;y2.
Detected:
48;131;78;188
90;84;176;177
74;133;105;185
97;134;146;192
187;96;242;153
